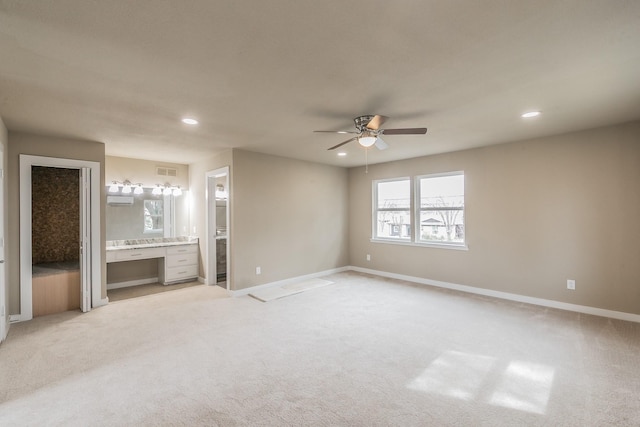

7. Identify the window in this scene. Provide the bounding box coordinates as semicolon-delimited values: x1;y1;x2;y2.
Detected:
373;178;411;240
144;199;163;234
418;173;464;245
372;172;465;248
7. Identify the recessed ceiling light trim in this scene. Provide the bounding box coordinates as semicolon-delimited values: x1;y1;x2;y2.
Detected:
521;111;541;118
182;118;199;125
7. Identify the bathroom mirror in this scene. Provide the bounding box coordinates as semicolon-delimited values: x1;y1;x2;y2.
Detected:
106;186;189;240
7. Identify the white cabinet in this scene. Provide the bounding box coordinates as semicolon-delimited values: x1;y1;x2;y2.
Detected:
107;243;199;286
106;246;165;263
159;244;198;284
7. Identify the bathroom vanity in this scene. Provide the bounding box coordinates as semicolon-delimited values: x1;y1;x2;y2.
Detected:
106;238;198;286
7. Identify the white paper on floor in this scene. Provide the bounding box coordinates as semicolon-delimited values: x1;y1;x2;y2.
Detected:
249;278;334;302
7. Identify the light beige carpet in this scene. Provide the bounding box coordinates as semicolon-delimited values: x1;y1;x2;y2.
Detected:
1;271;639;426
249;278;334;302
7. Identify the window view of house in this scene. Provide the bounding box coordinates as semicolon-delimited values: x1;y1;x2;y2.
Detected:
418;173;464;244
373;173;465;246
373;178;410;240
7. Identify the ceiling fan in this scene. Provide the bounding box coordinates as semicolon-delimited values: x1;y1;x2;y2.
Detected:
314;115;427;151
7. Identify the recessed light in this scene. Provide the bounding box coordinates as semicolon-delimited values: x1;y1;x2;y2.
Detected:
337;152;347;157
182;118;199;125
521;111;541;118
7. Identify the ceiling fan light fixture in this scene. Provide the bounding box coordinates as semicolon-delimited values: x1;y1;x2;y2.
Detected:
358;131;377;147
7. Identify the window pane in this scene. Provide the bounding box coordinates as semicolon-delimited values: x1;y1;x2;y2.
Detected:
419;210;464;243
144;200;163;233
419;175;464;209
377;179;410;209
376;211;411;239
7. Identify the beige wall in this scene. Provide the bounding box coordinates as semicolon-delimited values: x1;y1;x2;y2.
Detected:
349;121;640;315
7;132;106;314
106;156;189;189
232;150;349;290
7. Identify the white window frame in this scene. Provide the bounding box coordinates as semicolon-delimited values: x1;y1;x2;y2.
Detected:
415;171;466;249
372;177;412;242
371;172;467;250
143;199;164;234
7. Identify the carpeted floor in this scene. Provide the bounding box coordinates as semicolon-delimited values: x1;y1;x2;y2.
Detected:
1;271;639;426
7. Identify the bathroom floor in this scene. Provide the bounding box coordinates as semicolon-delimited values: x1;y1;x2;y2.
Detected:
107;281;203;302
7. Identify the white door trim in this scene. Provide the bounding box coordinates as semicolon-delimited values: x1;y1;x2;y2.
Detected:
205;167;230;290
0;148;6;341
18;155;103;321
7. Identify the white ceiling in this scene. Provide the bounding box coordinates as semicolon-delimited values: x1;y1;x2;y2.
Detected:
1;1;639;167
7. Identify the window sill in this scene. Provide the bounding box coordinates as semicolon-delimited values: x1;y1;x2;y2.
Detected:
370;238;469;251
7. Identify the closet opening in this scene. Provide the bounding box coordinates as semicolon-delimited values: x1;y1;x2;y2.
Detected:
31;166;81;317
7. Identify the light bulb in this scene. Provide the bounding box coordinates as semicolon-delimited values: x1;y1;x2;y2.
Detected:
133;185;144;195
152;185;162;195
108;182;119;193
163;186;172;196
172;187;182;197
358;136;376;147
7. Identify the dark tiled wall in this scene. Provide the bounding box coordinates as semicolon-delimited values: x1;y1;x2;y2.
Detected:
31;166;80;264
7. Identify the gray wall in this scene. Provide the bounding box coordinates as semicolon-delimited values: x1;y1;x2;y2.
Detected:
231;150;349;290
349;121;640;315
7;132;106;313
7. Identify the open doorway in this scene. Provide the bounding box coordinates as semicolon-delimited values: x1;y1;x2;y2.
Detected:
206;167;229;289
17;155;103;322
31;166;81;316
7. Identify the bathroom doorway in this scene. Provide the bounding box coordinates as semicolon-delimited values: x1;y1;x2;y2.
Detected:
206;167;229;289
18;155;103;322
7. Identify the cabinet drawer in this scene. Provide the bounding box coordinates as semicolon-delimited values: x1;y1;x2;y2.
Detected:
166;244;198;255
166;253;198;268
109;247;164;262
165;265;198;282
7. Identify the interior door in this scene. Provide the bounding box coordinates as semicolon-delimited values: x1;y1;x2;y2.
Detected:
79;167;91;312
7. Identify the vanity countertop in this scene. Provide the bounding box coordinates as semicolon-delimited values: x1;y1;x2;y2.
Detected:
106;237;198;251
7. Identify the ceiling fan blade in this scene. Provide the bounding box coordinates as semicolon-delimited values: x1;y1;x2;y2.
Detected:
328;137;357;150
365;115;389;130
374;137;388;150
313;130;358;134
380;127;427;135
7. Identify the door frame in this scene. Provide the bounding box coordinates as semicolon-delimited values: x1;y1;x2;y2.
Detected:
17;155;103;321
205;167;230;289
0;149;6;341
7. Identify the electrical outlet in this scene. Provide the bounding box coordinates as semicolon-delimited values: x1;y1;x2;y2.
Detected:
256;266;261;275
567;279;576;290
366;254;371;261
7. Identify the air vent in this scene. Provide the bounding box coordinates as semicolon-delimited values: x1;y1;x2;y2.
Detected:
156;167;178;177
107;196;134;206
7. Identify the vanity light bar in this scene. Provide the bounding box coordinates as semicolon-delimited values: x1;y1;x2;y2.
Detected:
110;181;183;196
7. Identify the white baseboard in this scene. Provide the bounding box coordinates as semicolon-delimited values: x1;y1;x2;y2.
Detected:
230;266;350;297
9;314;25;323
107;277;158;290
350;266;640;323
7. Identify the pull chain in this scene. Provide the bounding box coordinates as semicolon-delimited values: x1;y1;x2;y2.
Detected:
365;148;369;174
